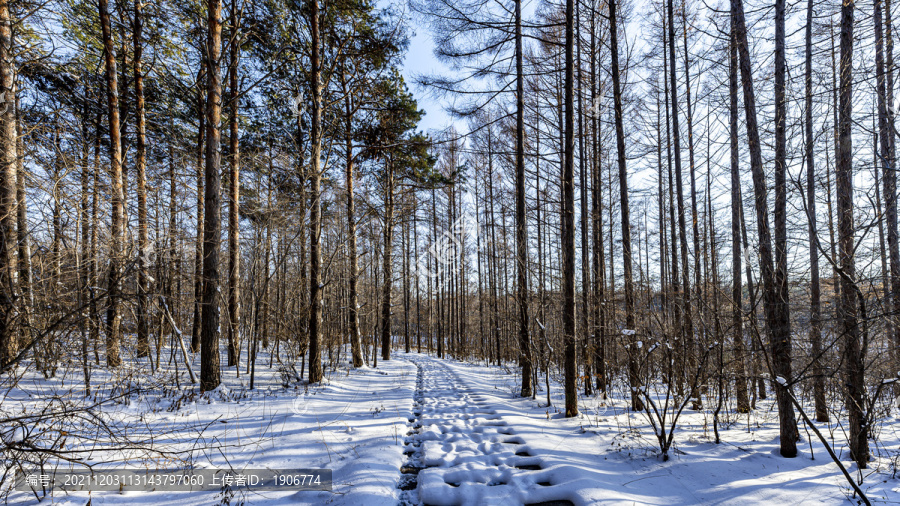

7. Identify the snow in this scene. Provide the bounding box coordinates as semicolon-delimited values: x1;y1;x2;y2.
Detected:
3;346;900;505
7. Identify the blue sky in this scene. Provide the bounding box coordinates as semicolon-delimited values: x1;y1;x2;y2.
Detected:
398;18;454;135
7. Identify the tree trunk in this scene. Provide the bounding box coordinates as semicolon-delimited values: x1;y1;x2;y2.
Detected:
682;8;702;410
200;0;223;391
381;161;394;361
772;0;797;455
729;18;750;414
99;0;123;368
807;0;827;422
133;0;150;358
562;0;577;418
0;0;16;366
609;0;640;412
345;93;362;367
15;93;33;359
877;0;900;397
664;13;684;396
576;6;591;398
514;0;532;398
226;0;241;369
590;5;605;395
836;0;867;469
307;0;323;383
192;63;205;353
668;0;693;399
403;203;411;354
732;0;798;457
829;24;841;305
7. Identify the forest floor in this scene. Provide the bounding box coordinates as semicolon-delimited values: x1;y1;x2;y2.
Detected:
3;345;900;505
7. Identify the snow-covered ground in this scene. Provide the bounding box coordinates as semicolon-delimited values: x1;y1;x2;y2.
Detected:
3;347;900;505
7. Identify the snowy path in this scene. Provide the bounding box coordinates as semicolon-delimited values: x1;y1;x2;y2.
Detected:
391;352;898;506
399;354;572;506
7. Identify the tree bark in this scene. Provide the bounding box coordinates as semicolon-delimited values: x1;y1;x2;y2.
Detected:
682;7;702;410
345;91;362;367
0;0;16;366
732;0;798;457
807;0;827;422
729;17;750;414
133;0;150;358
836;0;868;468
668;0;692;398
192;62;206;353
15;93;32;359
515;0;532;398
562;0;577;418
307;0;323;383
99;0;123;368
380;161;394;361
878;0;900;395
201;0;223;391
609;0;640;412
590;3;605;395
226;0;241;369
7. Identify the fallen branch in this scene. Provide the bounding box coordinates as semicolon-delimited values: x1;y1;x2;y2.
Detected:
786;389;870;506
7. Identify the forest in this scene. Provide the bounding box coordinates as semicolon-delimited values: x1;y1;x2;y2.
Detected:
0;0;899;504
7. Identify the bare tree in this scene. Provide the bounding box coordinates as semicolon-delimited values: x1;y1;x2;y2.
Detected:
731;0;798;457
836;0;868;468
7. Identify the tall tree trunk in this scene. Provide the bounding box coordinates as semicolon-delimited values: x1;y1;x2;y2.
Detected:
577;5;591;397
307;0;323;383
732;0;797;457
415;199;421;354
99;0;123;368
664;13;684;396
836;0;868;468
403;203;411;354
200;0;223;391
90;114;100;363
668;0;692;398
590;3;606;395
515;0;532;398
381;161;394;361
262;162;272;349
192;63;205;353
682;7;702;410
807;0;827;422
226;0;241;369
0;0;15;366
168;141;179;341
729;18;750;414
79;109;91;387
884;0;900;394
15;93;32;358
772;0;796;452
345;92;362;367
609;0;640;412
133;0;150;358
829;24;841;304
657;84;669;330
562;0;578;418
